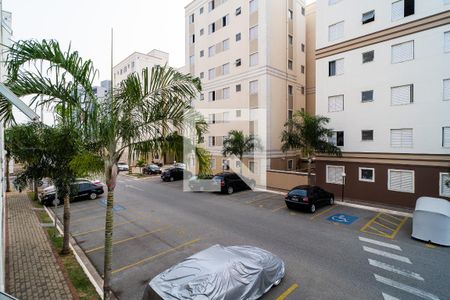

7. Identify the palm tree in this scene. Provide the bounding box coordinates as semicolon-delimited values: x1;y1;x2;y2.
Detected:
3;40;97;255
281;111;341;184
222;130;259;174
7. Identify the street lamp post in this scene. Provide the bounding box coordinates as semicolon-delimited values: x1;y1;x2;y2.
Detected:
341;172;346;202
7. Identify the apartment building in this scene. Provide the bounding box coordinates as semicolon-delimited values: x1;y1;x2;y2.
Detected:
185;0;307;178
314;0;450;207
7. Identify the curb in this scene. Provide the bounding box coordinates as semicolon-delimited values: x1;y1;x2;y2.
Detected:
255;188;413;218
44;206;105;299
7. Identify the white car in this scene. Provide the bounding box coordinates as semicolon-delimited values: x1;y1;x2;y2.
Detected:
117;162;129;172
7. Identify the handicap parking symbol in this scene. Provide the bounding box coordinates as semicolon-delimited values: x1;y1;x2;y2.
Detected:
327;213;358;225
98;199;126;212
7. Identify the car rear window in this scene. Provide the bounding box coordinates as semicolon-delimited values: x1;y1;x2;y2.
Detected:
288;189;307;197
212;176;224;181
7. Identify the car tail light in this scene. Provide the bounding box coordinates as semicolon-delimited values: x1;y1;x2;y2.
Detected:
302;197;309;203
221;180;225;187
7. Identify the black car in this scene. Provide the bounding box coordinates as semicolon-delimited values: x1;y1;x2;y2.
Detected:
142;164;162;175
211;172;255;194
285;185;334;213
40;180;104;206
161;167;192;182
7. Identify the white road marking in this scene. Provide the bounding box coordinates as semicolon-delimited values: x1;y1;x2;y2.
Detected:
359;236;402;251
368;259;424;281
382;293;400;300
374;274;440;300
125;185;144;192
363;246;412;264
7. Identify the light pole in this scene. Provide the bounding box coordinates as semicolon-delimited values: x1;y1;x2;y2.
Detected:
341;172;346;202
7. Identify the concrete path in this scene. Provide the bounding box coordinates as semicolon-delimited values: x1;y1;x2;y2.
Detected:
6;192;74;300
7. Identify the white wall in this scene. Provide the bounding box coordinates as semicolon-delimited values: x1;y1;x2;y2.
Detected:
316;25;450;154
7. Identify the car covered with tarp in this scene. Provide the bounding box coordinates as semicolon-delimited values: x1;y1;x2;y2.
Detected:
142;244;285;300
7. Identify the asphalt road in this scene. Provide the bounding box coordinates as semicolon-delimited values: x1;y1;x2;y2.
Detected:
54;174;450;300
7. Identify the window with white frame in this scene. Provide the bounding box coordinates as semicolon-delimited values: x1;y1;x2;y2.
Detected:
390;128;413;148
362;90;374;102
208;46;215;57
328;21;344;42
208;91;216;101
443;127;450;147
250;53;258;66
223;112;230;123
444;79;450;100
249;0;258;13
439;173;450;197
189;55;195;65
236;161;241;168
329;131;344;147
250;26;258;40
329;58;344;76
445;32;450;52
208;68;215;80
362;50;374;63
249;80;258;95
249;161;256;173
388;169;414;193
222;14;229;27
208;0;215;12
208;136;216;147
361;130;374;141
223;87;230;99
288;60;293;70
359;167;375;182
189;14;195;24
326;165;345;184
208;23;215;34
328;95;344;112
287;159;294;171
392;40;414;63
222;63;230;75
362;10;375;24
222;39;230;51
391;84;413;105
288;9;293;20
391;0;415;22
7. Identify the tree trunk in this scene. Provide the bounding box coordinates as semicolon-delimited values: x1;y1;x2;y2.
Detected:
307;158;312;186
33;180;38;201
5;155;10;192
127;148;132;175
61;193;71;255
103;163;116;300
239;155;243;175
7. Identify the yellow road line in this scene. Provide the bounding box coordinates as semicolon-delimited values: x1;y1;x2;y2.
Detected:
377;216;401;226
381;213;404;222
310;205;337;220
70;205;104;214
112;238;200;274
85;225;172;253
389;216;408;240
373;221;396;232
360;213;382;233
72;216;148;237
246;195;274;204
426;243;436;249
365;226;392;237
276;283;299;300
272;205;287;213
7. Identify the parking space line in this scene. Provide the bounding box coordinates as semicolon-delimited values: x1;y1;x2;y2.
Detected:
360;213;408;240
389;216;408;239
276;283;299;300
368;259;424;281
271;205;287;213
377;216;401;226
374;274;440;300
310;205;337;220
111;238;201;274
85;225;172;253
70;205;104;215
245;195;276;205
373;220;396;231
72;216;148;237
363;246;412;264
358;237;402;251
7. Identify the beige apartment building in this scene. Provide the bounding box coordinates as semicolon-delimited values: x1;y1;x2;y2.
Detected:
185;0;307;178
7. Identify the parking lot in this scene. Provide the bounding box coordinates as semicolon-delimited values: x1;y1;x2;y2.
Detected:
52;174;450;300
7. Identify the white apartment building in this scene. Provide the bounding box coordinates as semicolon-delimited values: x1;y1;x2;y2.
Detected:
185;0;307;179
314;0;450;207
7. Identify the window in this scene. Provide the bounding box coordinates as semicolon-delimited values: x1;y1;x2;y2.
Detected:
250;0;258;13
388;169;414;193
208;91;216;101
236;110;241;117
443;127;450;147
200;28;204;36
326;165;345;185
223;39;230;51
191;34;195;44
236;7;241;16
288;60;293;70
301;7;305;16
301;43;305;52
288;35;293;45
440;173;450;197
223;87;230;99
392;40;414;63
287;159;294;170
328;21;344;42
199;93;204;101
362;50;374;63
362;130;374;141
391;84;413;105
235;59;242;67
444;79;450;100
189;55;195;65
288;85;293;95
288;9;293;20
329;58;344;76
200;50;204;57
390;128;413;148
362;10;375;24
236;84;241;92
236;161;241;168
329;131;344;147
359;168;375;182
301;86;305;95
189;14;195;24
223;112;230;122
208;0;215;12
249;161;256;173
250;53;258;66
445;32;450;52
222;63;230;75
250;26;258;40
250;80;258;94
328;95;344;112
208;68;215;80
362;90;374;102
200;7;204;14
288;110;293;120
392;0;415;21
236;33;242;41
208;46;215;57
208;23;215;34
208;114;216;124
200;72;204;79
210;158;216;169
301;65;305;74
222;14;229;27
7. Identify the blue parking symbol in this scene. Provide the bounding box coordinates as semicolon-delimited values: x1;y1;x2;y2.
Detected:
98;199;126;212
327;213;358;225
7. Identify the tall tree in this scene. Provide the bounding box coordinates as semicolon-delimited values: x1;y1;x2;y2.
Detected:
222;130;260;174
281;111;341;184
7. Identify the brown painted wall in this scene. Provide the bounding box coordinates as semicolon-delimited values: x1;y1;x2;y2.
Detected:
267;170;309;191
316;161;450;208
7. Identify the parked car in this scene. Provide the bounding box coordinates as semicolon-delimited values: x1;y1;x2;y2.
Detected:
161;167;192;182
142;244;285;300
117;162;129;172
39;180;104;206
173;162;186;169
211;172;255;194
285;185;334;213
188;175;216;191
142;164;162;175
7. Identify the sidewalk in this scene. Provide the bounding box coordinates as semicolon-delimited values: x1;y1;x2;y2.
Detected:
6;192;74;300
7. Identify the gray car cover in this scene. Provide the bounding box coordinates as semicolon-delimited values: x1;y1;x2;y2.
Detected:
143;244;285;300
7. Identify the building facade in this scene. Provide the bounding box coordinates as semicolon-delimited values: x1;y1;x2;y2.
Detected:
314;0;450;207
185;0;307;179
